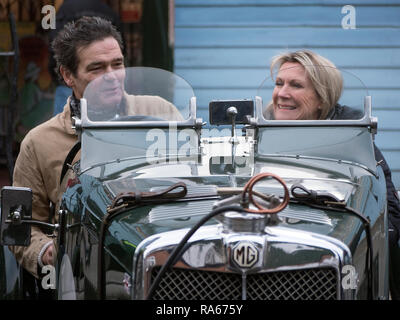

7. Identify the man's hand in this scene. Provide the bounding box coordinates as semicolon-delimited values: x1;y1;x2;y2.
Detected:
41;243;55;266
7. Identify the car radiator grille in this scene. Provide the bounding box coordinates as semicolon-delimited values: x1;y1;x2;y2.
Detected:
150;267;337;300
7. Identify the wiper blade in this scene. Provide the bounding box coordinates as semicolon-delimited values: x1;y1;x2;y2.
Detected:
290;183;344;206
106;182;188;214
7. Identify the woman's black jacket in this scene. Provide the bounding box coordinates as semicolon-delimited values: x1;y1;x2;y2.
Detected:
330;104;400;245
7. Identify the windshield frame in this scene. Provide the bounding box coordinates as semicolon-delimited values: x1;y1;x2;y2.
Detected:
253;95;376;128
76;96;201;130
254;64;376;129
74;67;202;131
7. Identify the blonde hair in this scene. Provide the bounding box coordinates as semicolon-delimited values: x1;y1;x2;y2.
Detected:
267;50;343;119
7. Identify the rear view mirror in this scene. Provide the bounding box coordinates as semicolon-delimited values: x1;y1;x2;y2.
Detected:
209;100;254;125
0;187;32;246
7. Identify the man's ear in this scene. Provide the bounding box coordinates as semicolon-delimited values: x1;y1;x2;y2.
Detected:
60;66;74;88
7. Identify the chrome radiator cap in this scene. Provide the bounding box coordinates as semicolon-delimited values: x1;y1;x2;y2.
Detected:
222;211;267;233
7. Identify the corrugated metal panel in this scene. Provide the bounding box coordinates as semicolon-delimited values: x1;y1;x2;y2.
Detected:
177;0;400;5
175;48;400;68
175;6;400;27
174;0;400;188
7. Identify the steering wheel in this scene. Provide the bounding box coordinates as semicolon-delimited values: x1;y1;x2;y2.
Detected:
110;115;165;122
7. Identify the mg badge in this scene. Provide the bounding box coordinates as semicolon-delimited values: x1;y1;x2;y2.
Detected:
232;241;259;268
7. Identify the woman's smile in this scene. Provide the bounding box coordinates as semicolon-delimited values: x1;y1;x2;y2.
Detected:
272;62;321;120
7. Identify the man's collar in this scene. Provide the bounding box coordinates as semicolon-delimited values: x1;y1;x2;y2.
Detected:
70;91;127;121
69;92;81;119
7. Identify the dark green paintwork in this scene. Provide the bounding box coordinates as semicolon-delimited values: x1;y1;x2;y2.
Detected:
60;137;388;299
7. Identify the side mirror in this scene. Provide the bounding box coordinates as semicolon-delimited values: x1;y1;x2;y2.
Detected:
0;187;32;246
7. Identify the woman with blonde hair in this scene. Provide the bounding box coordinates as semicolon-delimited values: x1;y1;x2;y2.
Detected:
263;50;360;120
264;49;400;299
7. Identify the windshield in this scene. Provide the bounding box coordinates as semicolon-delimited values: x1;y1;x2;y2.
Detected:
256;64;369;121
255;65;376;173
80;67;198;173
82;67;194;122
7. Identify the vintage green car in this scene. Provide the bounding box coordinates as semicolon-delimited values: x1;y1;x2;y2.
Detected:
0;66;390;300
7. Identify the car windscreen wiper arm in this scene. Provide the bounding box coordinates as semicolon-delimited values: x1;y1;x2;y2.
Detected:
290;183;344;206
106;182;188;214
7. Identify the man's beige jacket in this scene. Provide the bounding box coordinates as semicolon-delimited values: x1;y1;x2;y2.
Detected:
11;101;77;277
10;94;183;278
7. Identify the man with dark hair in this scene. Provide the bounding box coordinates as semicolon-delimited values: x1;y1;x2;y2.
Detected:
10;16;180;282
11;16;125;280
49;0;123;115
52;16;125;119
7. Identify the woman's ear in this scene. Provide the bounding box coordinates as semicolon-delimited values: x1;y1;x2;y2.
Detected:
60;66;74;88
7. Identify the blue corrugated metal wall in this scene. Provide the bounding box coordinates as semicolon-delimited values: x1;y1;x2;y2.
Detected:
174;0;400;189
